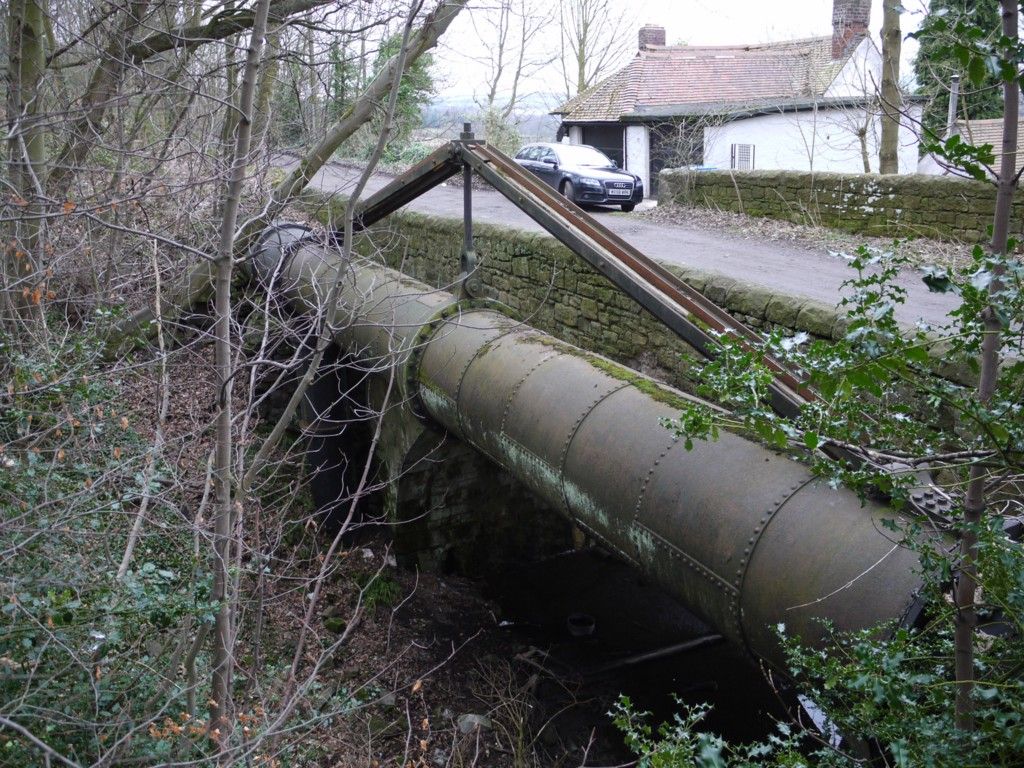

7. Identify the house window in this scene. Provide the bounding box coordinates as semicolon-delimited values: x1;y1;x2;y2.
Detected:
730;143;755;170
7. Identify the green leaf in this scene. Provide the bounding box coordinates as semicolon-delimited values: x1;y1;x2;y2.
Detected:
804;431;820;451
968;54;987;85
697;737;726;768
904;345;930;365
989;421;1010;446
890;739;910;766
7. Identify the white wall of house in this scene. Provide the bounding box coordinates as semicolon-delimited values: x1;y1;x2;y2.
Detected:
703;104;921;174
625;125;650;191
567;125;583;145
825;37;881;99
917;153;947;175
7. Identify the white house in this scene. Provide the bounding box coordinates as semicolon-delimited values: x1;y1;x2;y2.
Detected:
552;0;921;196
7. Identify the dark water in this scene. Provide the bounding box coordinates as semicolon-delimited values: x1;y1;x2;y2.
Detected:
485;547;794;760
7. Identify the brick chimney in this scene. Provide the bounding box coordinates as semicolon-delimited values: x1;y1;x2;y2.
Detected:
639;24;666;51
831;0;870;59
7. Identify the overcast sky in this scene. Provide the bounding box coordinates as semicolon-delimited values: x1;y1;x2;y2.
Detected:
432;0;929;106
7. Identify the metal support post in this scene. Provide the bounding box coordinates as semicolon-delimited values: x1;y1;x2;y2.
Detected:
459;122;480;297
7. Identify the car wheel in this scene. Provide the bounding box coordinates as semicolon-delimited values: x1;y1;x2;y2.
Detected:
561;180;576;204
620;203;636;212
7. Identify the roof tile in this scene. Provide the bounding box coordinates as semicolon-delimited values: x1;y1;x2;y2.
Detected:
957;118;1024;175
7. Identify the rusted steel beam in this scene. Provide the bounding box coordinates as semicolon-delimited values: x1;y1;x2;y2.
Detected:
351;144;462;232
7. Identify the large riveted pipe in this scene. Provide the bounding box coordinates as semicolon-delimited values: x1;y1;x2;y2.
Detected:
253;227;930;668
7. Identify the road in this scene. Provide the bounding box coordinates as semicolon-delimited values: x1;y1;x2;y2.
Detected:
297;160;960;329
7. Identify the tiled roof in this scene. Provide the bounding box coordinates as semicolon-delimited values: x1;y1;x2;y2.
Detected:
957;118;1024;175
555;36;852;122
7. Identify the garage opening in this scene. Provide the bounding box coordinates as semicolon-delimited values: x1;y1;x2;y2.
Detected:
581;124;625;168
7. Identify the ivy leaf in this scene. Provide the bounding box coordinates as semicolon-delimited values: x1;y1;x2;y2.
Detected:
697;738;726;768
847;367;883;397
970;269;993;292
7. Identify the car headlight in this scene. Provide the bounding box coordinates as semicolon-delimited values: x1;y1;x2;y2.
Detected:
579;177;603;188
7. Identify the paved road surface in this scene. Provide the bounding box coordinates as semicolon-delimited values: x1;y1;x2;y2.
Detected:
296;160;960;329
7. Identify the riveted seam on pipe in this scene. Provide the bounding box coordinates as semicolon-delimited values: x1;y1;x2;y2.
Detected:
405;301;492;420
497;433;563;498
557;382;631;518
498;348;560;434
731;476;817;654
247;223;320;285
734;478;817;590
634;521;739;596
575;518;641;568
451;319;519;441
632;435;682;522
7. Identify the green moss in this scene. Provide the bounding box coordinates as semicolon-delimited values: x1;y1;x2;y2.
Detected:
415;375;449;400
355;573;401;610
582;354;697;412
323;616;347;634
518;334;698;411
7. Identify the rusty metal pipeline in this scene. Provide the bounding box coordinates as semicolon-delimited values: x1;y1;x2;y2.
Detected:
252;226;929;668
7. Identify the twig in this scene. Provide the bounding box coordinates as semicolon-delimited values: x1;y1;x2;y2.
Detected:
116;240;170;579
0;716;84;768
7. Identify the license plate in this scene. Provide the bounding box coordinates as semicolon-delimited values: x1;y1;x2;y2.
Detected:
608;188;631;197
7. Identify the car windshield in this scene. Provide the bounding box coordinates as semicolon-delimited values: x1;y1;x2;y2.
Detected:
554;145;614;167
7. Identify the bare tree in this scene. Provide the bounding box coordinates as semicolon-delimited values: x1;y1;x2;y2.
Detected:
558;0;634;99
471;0;554;120
208;0;271;750
953;0;1018;732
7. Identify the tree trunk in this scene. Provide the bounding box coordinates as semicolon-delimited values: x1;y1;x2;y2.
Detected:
879;0;901;174
208;0;271;754
953;0;1018;732
858;126;871;173
251;28;281;146
4;0;47;328
124;0;334;64
47;0;151;194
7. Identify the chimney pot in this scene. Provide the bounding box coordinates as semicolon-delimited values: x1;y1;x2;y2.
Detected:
639;24;666;51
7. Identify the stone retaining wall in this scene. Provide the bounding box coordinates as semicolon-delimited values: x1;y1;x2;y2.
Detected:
659;168;1023;243
308;195;848;392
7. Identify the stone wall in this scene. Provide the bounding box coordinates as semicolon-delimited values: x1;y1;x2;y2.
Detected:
659;168;1024;243
308;197;848;393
